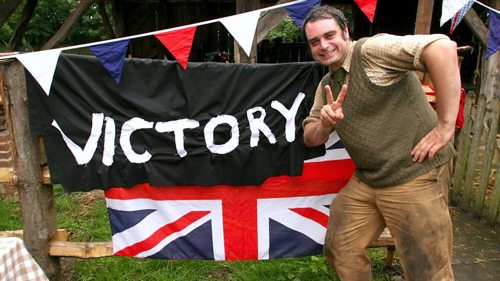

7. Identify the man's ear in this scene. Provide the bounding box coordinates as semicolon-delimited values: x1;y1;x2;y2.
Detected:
342;28;350;41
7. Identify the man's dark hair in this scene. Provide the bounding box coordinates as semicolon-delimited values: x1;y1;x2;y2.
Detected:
303;5;349;32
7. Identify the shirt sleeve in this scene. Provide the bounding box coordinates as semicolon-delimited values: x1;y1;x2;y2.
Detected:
362;33;451;85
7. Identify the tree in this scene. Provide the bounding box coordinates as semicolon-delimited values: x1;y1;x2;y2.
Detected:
0;0;109;52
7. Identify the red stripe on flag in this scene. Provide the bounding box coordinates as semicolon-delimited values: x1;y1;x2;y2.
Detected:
115;211;210;256
289;207;329;228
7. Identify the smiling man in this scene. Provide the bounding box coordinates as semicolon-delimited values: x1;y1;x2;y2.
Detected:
302;5;461;281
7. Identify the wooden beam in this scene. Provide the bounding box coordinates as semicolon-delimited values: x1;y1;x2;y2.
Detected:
256;0;294;44
414;0;434;34
234;0;259;63
0;229;71;242
49;241;114;258
1;60;61;279
97;0;116;39
0;166;51;184
42;0;95;50
7;0;38;51
464;8;488;46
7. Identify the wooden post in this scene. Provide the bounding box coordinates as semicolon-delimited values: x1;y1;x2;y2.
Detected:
459;94;486;211
473;99;499;217
414;0;434;35
234;0;259;63
0;60;60;279
487;159;500;226
451;91;475;204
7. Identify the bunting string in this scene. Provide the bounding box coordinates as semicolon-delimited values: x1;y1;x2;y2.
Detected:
473;0;500;14
0;0;309;61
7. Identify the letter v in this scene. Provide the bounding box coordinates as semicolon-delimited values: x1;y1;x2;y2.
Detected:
51;113;104;165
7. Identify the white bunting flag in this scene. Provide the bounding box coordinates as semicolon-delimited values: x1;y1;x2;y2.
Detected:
220;10;261;57
16;49;61;95
440;0;472;26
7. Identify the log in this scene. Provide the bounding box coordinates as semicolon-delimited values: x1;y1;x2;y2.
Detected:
0;60;61;279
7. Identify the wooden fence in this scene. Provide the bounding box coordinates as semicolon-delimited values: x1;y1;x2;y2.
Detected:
452;90;500;226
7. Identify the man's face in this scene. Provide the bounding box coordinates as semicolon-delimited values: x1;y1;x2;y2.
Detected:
305;18;349;70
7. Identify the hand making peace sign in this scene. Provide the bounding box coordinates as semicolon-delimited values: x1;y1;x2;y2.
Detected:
319;84;347;130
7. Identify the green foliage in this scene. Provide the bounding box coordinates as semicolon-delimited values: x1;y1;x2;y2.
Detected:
266;17;304;43
0;195;22;230
0;1;109;51
0;187;395;280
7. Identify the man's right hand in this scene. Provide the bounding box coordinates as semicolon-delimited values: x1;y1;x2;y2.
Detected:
304;84;347;147
320;84;347;129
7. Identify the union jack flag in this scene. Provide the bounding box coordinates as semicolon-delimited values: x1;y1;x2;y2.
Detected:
104;132;354;260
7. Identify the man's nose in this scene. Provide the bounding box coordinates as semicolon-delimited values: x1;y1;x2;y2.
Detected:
319;39;329;49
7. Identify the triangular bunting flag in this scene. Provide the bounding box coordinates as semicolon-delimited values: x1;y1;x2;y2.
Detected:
286;0;321;29
16;49;61;96
354;0;378;23
441;0;471;26
486;12;500;58
220;10;261;57
155;27;197;69
450;0;474;34
89;40;129;84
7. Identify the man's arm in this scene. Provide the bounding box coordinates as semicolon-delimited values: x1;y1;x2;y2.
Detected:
411;38;460;162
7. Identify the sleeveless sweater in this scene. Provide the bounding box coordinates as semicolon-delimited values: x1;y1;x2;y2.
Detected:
324;38;455;187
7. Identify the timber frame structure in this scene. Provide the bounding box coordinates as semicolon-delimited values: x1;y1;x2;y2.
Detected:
0;0;499;280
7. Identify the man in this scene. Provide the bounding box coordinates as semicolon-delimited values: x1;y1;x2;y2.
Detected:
302;5;460;281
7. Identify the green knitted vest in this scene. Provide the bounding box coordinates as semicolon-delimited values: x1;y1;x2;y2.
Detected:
326;38;455;187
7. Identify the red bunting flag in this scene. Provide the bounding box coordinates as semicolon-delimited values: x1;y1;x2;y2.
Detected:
155;27;197;69
354;0;378;22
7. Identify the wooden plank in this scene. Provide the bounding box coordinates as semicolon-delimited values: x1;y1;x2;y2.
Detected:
473;99;499;217
49;241;114;258
46;231;394;259
414;0;434;35
464;9;488;46
460;94;486;210
1;60;61;279
0;229;71;242
487;160;500;226
452;91;475;204
0;167;14;183
0;166;51;184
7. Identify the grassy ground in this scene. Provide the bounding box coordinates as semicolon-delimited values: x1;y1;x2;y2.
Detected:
0;186;400;281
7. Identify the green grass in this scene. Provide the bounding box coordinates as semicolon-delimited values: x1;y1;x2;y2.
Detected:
0;186;397;281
